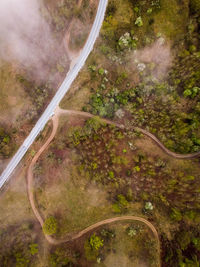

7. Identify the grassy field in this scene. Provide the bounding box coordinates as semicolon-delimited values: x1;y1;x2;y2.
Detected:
93;222;158;267
0;62;32;125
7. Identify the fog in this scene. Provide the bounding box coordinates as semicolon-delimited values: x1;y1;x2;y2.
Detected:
0;0;62;81
134;38;172;79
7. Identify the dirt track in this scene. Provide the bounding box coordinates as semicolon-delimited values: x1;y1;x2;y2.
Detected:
64;0;83;61
58;108;200;159
27;107;200;266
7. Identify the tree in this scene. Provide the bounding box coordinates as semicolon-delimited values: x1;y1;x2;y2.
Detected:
43;216;57;235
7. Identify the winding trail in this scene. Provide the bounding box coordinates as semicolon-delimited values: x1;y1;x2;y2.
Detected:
27;107;200;266
27;115;59;244
64;0;83;61
57;108;200;159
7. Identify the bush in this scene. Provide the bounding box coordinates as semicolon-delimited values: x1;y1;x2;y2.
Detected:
84;234;103;262
145;202;154;211
0;127;13;158
112;194;129;213
112;203;121;213
15;252;29;267
49;248;73;267
170;208;182;221
84;240;98;261
89;234;104;251
29;243;38;256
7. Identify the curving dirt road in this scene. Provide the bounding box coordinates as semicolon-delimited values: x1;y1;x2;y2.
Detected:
27;115;59;243
27;107;200;266
27;107;161;266
64;0;83;61
134;127;200;159
58;108;200;159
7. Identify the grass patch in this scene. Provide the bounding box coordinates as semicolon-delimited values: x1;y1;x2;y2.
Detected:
153;0;189;40
92;222;158;266
0;62;32;124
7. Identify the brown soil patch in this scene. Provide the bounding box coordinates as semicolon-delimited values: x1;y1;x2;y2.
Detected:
103;253;148;267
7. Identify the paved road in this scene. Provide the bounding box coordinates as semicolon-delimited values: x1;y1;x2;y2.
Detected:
0;0;108;188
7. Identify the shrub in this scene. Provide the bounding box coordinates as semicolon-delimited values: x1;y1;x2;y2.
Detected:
183;89;192;97
49;248;72;267
192;237;200;251
84;234;103;261
170;208;182;221
84;240;98;261
127;227;137;237
177;231;192;250
89;234;104;251
135;16;143;27
145;202;154;211
98;68;105;75
183;87;200;98
0;127;13;158
101;229;115;239
108;171;114;179
118;194;129;207
133;166;140;172
112;203;121;213
29;243;38;256
15;252;29;267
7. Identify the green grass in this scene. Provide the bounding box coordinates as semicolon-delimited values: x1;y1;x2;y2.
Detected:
153;0;189;40
58;179;113;235
0;169;35;229
60;82;91;110
35;156;114;236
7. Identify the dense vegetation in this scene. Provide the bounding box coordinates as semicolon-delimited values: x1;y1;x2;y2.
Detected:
0;223;38;267
67;118;199;211
60;0;200;265
162;226;200;267
0;127;15;158
51;115;199;265
78;0;200;154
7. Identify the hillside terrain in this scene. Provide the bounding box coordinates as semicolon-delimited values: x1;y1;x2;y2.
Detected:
0;0;200;266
